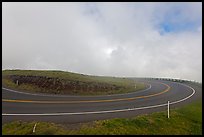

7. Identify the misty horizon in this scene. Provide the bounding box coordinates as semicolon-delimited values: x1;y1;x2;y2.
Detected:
2;2;202;82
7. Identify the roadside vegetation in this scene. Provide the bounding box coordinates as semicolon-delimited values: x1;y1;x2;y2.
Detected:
2;69;145;96
2;100;202;135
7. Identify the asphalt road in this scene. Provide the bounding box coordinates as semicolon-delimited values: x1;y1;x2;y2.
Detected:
2;79;202;124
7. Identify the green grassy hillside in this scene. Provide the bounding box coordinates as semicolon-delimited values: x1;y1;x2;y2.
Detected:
2;69;145;95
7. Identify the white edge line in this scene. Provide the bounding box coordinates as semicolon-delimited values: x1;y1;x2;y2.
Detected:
2;83;152;98
2;82;196;116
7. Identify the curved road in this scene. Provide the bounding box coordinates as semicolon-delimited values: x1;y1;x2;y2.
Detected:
2;79;202;124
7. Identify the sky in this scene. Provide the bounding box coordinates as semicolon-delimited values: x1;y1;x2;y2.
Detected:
2;2;202;82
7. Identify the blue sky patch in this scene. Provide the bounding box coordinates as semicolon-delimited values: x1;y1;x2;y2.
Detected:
159;20;201;35
157;5;201;35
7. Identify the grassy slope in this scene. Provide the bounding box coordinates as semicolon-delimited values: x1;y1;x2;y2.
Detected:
2;99;202;135
2;69;145;95
2;69;136;84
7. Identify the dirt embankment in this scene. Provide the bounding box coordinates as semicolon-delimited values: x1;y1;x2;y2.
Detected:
4;75;124;94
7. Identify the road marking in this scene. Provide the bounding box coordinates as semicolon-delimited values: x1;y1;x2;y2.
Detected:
2;82;195;116
2;82;170;104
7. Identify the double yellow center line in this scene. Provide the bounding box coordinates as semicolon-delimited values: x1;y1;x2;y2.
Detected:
2;82;170;104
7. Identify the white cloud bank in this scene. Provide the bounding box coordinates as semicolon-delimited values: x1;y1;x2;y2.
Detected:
2;2;202;82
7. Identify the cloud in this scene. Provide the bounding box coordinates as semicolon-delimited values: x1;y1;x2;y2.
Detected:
2;2;202;82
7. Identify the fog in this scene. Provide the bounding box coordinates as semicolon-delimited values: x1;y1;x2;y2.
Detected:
2;2;202;82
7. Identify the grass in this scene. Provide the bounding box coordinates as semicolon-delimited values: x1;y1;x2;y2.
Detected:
2;69;146;96
2;99;202;135
2;69;135;85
